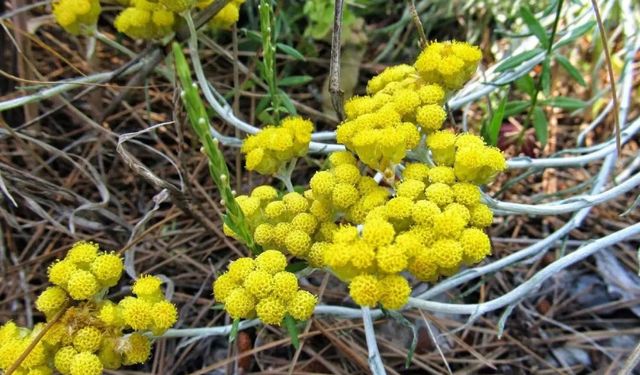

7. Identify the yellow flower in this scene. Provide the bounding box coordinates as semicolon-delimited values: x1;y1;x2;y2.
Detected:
255;250;287;275
328;151;357;167
431;239;463;270
411;199;441;225
416;104;447;133
452;182;481;206
253;223;274;246
132;275;163;301
224;288;256;319
122;333;151;365
460;228;491;265
287;290;317;321
285;229;312;256
67;270;99;300
70;352;103;375
243;270;274;299
470;203;493;228
53;0;101;35
385;196;414;220
48;259;77;288
408;247;438;282
349;275;380;307
158;0;195;12
256;297;286;325
35;286;68;317
251;185;278;202
425;183;454;207
376;244;407;273
66;241;99;265
72;326;102;353
396;179;426;201
213;273;238;303
362;218;395;248
151;300;178;335
120;297;153;330
282;192;309;215
227;258;256;283
367;64;416;94
273;272;298;301
402;163;430;182
90;252;123;288
331;183;359;209
54;346;78;375
379;275;411;309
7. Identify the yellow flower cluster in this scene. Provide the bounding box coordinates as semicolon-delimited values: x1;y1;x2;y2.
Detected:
52;0;101;35
114;0;180;40
198;0;247;30
241;116;314;175
336;41;481;172
213;251;317;325
0;242;177;375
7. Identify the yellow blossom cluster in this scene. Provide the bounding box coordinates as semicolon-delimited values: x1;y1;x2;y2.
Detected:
52;0;101;35
53;0;246;39
213;252;317;325
241;116;314;175
336;41;481;172
0;242;178;375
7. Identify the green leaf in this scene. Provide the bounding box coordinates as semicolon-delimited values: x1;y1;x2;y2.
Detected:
520;6;549;48
284;314;301;349
242;29;263;44
554;21;596;49
532;106;548;146
276;43;305;61
485;95;508;146
504;100;530;117
542;96;588;110
278;90;297;115
541;56;551;96
515;75;536;96
495;49;544;72
229;318;241;344
285;261;308;273
555;54;586;86
278;75;313;87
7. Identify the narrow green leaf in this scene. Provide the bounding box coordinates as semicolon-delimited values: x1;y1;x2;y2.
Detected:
486;95;508;146
532;106;548;146
542;96;588;110
541;57;552;96
555;54;586;86
242;29;263;44
515;75;536;96
278;75;313;87
504;100;529;117
276;43;305;61
554;21;596;49
520;6;549;48
284;314;301;349
285;261;308;273
278;90;297;115
229;318;241;343
495;49;543;72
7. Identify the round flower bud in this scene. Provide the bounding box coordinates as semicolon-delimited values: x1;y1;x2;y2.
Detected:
396;179;426;201
250;185;278;202
120;297;153;331
243;270;274;299
408;247;439;282
428;166;456;185
35;286;68;316
282;192;309;215
264;201;286;219
213;273;238;303
349;275;380;307
54;346;78;375
48;260;77;288
90;252;123;287
98;301;123;327
470;204;493;228
72;326;102;353
460;228;491;265
291;213;318;235
427;131;456;166
70;352;103;375
425;183;454;207
253;223;274;246
132;275;163;301
452;182;481;206
151;300;178;335
273;272;298;301
328;151;357;167
66;241;99;265
385;196;414;220
416;104;446;132
98;339;122;370
285;230;312;256
256;297;286;325
255;250;287;275
224;288;256;319
350;240;376;269
417;84;445;104
287;290;317;321
331;183;359;210
333;164;361;185
122;333;150;365
431;239;463;269
309;199;332;222
227;258;255;283
310;171;337;197
362;219;395;248
376;244;408;273
67;270;99;300
403;163;430;182
379;275;411;309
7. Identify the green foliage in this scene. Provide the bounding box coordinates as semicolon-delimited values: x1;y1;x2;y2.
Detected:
302;0;356;40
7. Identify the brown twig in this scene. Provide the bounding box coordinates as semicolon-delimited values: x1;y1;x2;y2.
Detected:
590;0;621;154
409;0;428;48
329;0;345;121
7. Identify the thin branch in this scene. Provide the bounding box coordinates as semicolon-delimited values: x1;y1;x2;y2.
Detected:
329;0;345;120
362;307;386;375
409;0;427;48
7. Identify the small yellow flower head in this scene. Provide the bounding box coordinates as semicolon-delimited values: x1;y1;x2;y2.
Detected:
310;171;337;197
444;203;471;224
333;164;361;185
362;218;395;248
255;250;287;274
332;225;358;244
256;297;286;325
158;0;195;12
309;199;332;222
411;199;441;225
460;228;491;265
98;301;123;327
307;242;328;268
385;196;414;220
357;176;378;195
54;346;78;375
291;212;318;235
376;244;408;273
70;352;103;375
323;243;352;269
264;200;286;219
212;273;238;303
72;326;102;353
391;89;421;116
285;230;312;256
394;232;425;259
251;185;278;202
345;95;383;119
349;275;380;307
207;2;241;30
427;130;457;167
133;275;163;301
238;196;261;217
273;272;298;301
283;192;309;215
416;104;446;133
328;151;357;167
224;287;256;319
53;0;101;35
227;258;256;283
253;223;274;246
454;144;506;185
455;133;485;149
379;275;411;309
408;247;438;282
431;239;463;269
470;203;493;228
287;290;317;321
433;210;467;239
151;300;178;335
396;179;426;201
48;259;77;287
151;9;175;27
417;84;445;105
331;183;360;210
67;269;99;300
403;163;430;182
120;297;153;330
243;270;274;299
425;183;454;207
122;333;151;365
452;182;481;206
350;240;376;269
35;286;68;317
90;252;124;287
66;241;99;265
98;339;122;370
367;64;416;94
